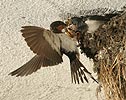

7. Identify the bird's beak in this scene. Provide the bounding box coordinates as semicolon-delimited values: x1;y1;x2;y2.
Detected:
65;27;81;41
68;24;78;32
63;27;75;38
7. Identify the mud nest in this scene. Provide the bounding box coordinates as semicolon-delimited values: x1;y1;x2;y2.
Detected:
80;11;126;100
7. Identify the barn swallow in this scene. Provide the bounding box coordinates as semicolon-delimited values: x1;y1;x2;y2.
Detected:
9;21;98;84
68;13;120;34
67;13;120;59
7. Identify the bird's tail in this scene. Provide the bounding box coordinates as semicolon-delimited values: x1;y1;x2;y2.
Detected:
70;58;98;84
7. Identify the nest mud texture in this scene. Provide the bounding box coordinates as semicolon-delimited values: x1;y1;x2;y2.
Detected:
60;7;124;21
80;11;126;100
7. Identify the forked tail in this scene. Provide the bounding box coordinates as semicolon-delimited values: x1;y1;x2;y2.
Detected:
70;58;98;84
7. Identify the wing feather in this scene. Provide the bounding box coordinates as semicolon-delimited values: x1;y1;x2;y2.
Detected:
21;26;63;64
9;26;63;77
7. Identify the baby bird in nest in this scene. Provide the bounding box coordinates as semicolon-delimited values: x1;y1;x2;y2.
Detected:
66;13;120;59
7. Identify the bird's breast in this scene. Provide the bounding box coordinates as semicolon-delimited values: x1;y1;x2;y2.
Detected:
43;30;61;55
57;34;78;53
85;19;105;33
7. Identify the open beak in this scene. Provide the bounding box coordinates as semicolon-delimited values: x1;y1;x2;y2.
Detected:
65;26;81;41
61;27;75;38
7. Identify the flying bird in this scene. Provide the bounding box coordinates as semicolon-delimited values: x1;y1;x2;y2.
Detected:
9;21;98;84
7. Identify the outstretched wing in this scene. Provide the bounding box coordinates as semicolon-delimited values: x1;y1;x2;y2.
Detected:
9;26;63;76
21;26;62;61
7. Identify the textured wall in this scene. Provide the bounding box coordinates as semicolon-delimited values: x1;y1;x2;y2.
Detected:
0;0;125;100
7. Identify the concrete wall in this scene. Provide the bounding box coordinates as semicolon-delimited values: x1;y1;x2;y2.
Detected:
0;0;125;100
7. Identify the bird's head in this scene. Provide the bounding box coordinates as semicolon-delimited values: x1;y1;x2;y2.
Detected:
65;17;88;41
50;21;77;39
68;17;88;33
50;21;67;33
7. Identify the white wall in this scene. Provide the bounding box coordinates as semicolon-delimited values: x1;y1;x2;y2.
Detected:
0;0;125;100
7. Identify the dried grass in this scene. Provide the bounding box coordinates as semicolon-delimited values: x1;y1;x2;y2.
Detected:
79;10;126;100
99;53;126;100
95;12;126;100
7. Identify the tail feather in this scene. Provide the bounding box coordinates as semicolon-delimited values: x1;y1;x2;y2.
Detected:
70;58;98;84
76;60;86;83
77;60;89;83
71;61;78;83
71;67;74;83
78;69;84;83
74;67;80;84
